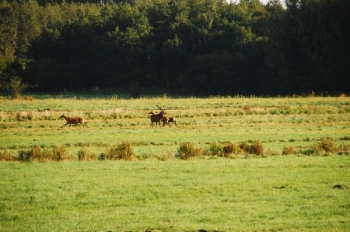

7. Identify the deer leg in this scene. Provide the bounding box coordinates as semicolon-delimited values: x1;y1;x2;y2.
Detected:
61;123;68;128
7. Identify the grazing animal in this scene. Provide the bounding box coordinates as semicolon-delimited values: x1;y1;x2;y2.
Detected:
161;116;177;127
149;105;166;127
59;114;89;128
332;184;345;189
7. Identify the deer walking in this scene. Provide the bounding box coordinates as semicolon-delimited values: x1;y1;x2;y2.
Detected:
59;114;89;128
161;116;177;127
149;105;166;127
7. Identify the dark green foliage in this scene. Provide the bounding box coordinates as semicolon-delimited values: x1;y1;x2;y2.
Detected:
3;76;28;99
263;0;350;94
0;0;349;95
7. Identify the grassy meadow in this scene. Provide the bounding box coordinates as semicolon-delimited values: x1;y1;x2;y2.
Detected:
1;94;350;231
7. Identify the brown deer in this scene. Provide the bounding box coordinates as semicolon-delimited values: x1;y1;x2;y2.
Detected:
59;114;89;128
149;105;166;127
161;116;177;127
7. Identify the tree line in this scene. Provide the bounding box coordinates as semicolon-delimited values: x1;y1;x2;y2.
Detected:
0;0;349;96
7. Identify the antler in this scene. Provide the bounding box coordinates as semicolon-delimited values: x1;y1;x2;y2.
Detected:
156;105;166;112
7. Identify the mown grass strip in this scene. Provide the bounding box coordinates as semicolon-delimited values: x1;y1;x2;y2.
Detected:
1;156;349;231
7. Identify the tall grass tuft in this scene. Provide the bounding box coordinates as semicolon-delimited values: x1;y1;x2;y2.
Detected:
312;138;340;155
251;140;264;155
223;142;243;156
283;146;295;155
207;142;224;157
105;141;136;160
0;149;15;161
52;145;75;161
177;142;203;159
77;147;98;161
239;141;252;154
17;145;73;162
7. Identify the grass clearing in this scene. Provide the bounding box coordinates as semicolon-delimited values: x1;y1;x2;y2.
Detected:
1;156;349;231
0;95;350;230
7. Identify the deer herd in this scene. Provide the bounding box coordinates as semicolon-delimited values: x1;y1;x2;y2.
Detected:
58;105;176;129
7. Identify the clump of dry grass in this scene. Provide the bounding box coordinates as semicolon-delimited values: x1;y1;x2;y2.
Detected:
283;146;295;155
311;138;340;155
52;145;75;161
177;142;203;159
105;141;136;160
0;149;15;161
206;142;224;157
77;147;98;161
17;145;74;162
238;140;264;155
251;140;264;155
205;140;265;157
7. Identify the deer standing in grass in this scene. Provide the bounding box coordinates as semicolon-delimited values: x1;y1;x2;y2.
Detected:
149;105;166;127
161;116;177;127
59;114;89;128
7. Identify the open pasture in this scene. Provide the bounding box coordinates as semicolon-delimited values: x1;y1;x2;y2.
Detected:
1;156;350;231
0;95;350;231
0;95;349;157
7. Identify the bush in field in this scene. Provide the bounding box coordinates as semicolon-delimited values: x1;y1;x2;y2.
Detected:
223;142;234;155
251;140;264;155
312;138;340;155
236;140;265;156
53;145;74;161
283;146;295;155
239;141;252;154
177;142;203;159
207;141;245;157
17;146;44;162
0;149;15;161
105;141;136;160
207;142;224;157
30;145;43;160
17;145;72;162
78;147;98;161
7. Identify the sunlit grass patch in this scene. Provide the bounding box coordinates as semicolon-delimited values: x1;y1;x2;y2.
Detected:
1;156;349;231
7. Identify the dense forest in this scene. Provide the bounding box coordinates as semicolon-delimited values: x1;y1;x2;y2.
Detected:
0;0;349;96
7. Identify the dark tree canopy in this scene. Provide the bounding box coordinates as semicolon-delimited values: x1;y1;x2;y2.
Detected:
0;0;349;95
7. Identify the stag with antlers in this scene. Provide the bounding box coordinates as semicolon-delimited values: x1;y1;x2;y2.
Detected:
149;105;166;127
59;114;89;128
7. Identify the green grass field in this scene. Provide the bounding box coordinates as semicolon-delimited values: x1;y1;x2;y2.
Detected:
1;95;350;231
1;157;349;231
